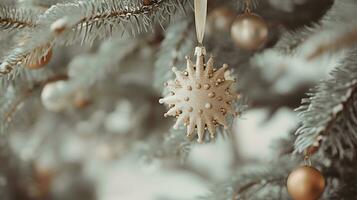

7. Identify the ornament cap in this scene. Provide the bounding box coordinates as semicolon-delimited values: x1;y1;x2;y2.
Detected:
195;46;206;56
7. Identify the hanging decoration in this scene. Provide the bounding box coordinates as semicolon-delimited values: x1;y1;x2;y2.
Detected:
287;142;326;200
206;7;236;34
159;0;239;143
230;0;268;50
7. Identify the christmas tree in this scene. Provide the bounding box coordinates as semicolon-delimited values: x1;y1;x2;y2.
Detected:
1;0;356;199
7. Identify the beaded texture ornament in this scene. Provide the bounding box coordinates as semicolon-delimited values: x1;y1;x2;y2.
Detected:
159;0;239;143
159;47;239;143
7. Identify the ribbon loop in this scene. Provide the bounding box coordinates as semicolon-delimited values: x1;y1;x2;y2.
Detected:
194;0;207;45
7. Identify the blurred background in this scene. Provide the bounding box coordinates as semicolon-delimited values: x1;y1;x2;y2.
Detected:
1;0;356;199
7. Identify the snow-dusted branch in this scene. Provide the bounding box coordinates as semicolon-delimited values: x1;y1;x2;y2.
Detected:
154;17;195;91
142;130;192;164
0;0;188;76
295;49;357;159
203;155;357;200
40;37;138;112
308;27;357;60
0;5;37;30
202;158;295;200
0;86;17;133
305;0;357;59
0;73;67;133
270;0;357;57
59;0;187;45
17;0;77;8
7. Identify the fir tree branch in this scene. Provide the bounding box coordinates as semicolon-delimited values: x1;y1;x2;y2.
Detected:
0;0;188;76
0;44;53;76
18;0;77;8
201;158;295;200
3;88;32;126
0;86;17;133
52;37;138;99
273;26;315;55
0;5;37;30
0;73;67;133
270;0;357;56
141;129;192;164
202;154;357;200
153;17;195;91
303;0;357;59
308;27;357;60
161;129;192;162
295;49;357;159
0;38;137;120
323;177;357;200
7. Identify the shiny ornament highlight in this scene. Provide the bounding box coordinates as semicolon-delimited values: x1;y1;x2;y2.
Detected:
231;13;268;50
287;166;325;200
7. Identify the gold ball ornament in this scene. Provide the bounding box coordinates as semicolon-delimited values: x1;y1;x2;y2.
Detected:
25;49;53;69
159;47;238;143
207;7;236;33
230;13;268;50
287;166;325;200
143;0;151;6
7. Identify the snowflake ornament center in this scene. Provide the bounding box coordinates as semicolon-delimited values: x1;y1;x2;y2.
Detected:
159;46;238;143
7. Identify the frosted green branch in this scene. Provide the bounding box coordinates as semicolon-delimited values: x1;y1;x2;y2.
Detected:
153;17;195;91
202;158;295;200
141;130;192;164
0;0;188;76
50;37;138;102
295;49;357;159
0;5;38;30
0;85;17;133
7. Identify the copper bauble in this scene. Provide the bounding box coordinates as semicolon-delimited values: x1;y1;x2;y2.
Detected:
74;93;91;109
207;7;236;33
230;13;268;50
143;0;151;6
25;49;53;69
33;165;55;198
287;166;325;200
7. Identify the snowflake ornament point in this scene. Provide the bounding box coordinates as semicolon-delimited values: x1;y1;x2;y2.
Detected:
160;46;238;142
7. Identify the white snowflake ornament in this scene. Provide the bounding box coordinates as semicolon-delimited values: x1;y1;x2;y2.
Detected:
159;46;239;143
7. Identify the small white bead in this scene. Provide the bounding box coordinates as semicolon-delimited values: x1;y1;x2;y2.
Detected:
203;84;210;90
205;103;212;109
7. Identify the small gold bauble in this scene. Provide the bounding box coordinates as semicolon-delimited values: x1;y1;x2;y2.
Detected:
143;0;151;6
25;49;53;69
74;93;91;109
230;13;268;50
207;7;236;33
33;164;55;198
287;166;325;200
